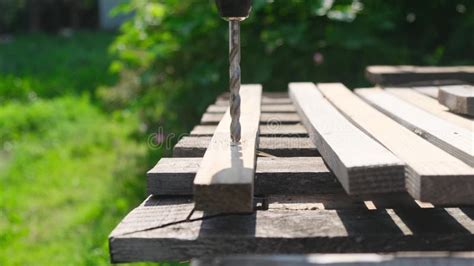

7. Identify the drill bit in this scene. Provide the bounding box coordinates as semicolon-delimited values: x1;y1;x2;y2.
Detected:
229;19;241;143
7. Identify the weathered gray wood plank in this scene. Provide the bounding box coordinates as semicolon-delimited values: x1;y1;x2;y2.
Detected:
147;157;341;196
109;196;474;263
173;136;318;157
192;253;474;266
320;83;474;204
356;88;474;167
201;112;300;125
190;124;308;137
289;82;405;195
366;65;474;86
386;88;473;131
193;85;262;213
215;97;292;106
438;85;474;116
207;104;296;113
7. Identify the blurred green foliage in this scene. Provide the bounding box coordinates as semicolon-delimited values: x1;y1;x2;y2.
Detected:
104;0;474;137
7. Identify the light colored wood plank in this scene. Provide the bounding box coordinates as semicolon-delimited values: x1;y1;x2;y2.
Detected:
320;83;474;204
289;82;405;195
147;157;341;196
173;136;318;157
356;88;474;167
414;87;438;98
109;196;474;262
385;88;473;131
192;253;474;266
207;104;296;113
438;85;474;116
366;65;474;86
193;85;262;213
190;124;308;137
201;112;300;125
215;97;292;106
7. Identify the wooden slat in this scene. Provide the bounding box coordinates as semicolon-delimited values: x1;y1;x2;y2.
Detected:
201;112;300;125
173;136;318;157
193;85;262;213
356;88;474;167
414;87;439;98
109;196;474;263
319;83;474;204
207;104;296;113
215;98;292;106
192;253;474;266
289;82;405;195
190;124;308;137
147;157;341;196
366;65;474;86
385;88;473;131
438;85;474;116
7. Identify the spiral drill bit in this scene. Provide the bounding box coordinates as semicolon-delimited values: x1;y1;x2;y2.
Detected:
229;20;241;143
215;0;252;143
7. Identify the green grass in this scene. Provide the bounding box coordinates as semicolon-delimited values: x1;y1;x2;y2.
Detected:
0;32;183;265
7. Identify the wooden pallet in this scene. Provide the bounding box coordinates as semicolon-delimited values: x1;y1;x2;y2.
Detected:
109;88;474;263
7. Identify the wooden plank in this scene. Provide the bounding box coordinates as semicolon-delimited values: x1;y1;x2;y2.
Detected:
192;253;474;266
215;98;292;106
173;136;318;157
201;112;300;125
319;83;474;204
190;124;308;137
147;157;341;196
193;85;262;213
109;196;474;262
385;88;473;131
414;87;438;98
207;104;296;113
289;82;405;195
366;65;474;86
438;85;474;116
356;88;474;167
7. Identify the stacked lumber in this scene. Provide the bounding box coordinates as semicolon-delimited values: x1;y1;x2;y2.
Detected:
438;85;474;116
110;80;474;263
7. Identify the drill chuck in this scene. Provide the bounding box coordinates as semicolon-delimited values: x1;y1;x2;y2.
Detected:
215;0;252;20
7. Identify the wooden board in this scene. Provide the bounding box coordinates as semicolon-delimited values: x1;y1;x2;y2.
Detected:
289;82;405;195
193;85;262;213
190;124;308;137
147;157;342;196
173;136;318;157
109;196;474;263
414;87;439;98
356;88;474;167
319;83;474;204
207;104;296;113
215;98;292;106
201;112;300;125
438;85;474;116
366;65;474;86
192;253;474;266
385;88;473;131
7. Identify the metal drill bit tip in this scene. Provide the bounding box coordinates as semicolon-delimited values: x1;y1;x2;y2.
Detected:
229;20;241;143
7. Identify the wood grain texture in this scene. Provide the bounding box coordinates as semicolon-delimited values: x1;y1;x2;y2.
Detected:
173;136;319;157
190;124;308;137
320;83;474;204
386;88;473;131
192;253;474;266
366;65;474;86
193;85;262;213
207;104;296;113
289;82;405;195
356;88;474;167
215;97;292;106
201;112;300;125
109;196;474;263
147;157;341;196
438;85;474;116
